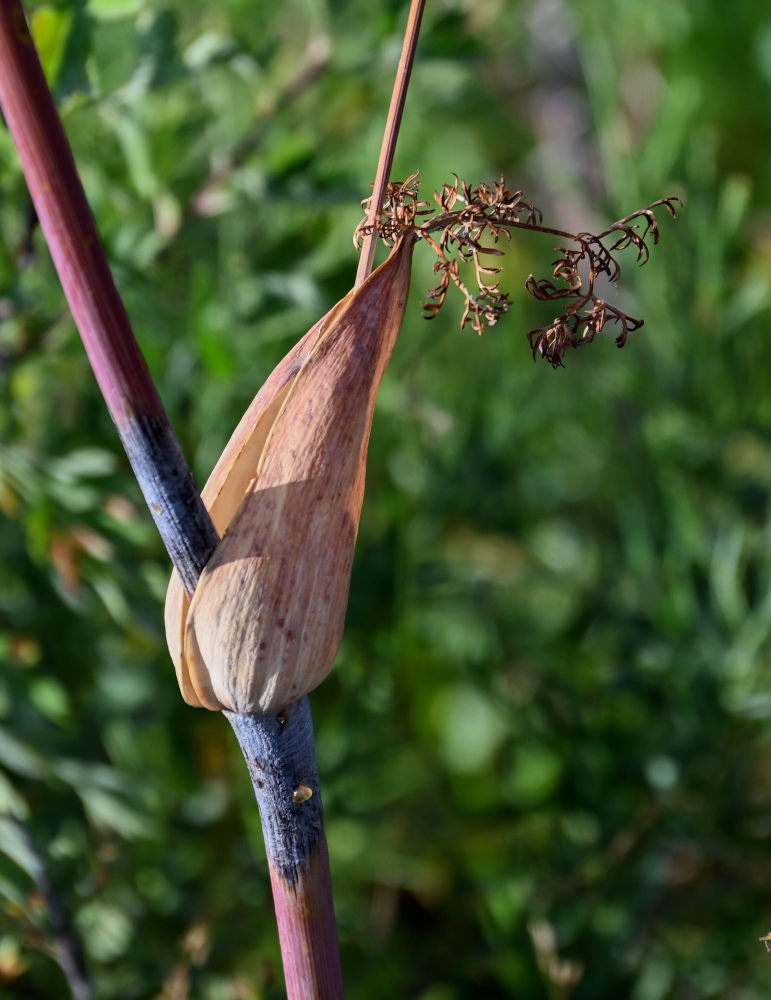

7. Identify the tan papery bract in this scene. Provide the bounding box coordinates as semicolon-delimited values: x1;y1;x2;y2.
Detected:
164;316;325;709
164;237;415;713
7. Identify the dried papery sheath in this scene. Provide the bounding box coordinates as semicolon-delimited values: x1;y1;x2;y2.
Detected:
165;236;415;713
165;317;323;708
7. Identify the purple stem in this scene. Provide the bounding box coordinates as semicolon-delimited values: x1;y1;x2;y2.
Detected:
226;703;343;999
0;0;218;594
0;4;343;996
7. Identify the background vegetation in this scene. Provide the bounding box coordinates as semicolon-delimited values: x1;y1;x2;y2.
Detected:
1;0;770;996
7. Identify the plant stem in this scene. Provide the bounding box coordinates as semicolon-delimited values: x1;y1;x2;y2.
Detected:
226;702;343;999
0;0;217;596
191;35;331;217
354;0;426;287
11;819;93;1000
0;4;342;996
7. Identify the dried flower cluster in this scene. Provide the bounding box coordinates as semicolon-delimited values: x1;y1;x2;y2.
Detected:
355;173;680;366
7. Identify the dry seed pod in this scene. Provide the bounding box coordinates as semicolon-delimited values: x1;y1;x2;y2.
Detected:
165;236;415;713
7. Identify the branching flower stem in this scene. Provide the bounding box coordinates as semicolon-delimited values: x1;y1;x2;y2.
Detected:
0;5;342;998
356;174;680;363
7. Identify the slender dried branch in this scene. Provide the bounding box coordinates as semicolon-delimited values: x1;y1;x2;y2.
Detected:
191;36;331;217
355;0;427;287
356;173;680;364
7;818;93;1000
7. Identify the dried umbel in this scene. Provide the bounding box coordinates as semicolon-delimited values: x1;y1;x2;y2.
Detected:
165;236;415;713
166;172;676;714
355;173;680;365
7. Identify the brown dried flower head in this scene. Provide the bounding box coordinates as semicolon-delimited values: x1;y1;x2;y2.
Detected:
355;173;680;366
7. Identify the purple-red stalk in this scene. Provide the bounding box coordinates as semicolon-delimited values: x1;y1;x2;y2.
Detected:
0;4;343;997
0;0;217;595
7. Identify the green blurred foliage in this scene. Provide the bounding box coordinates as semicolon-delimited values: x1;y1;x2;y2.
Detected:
0;0;770;996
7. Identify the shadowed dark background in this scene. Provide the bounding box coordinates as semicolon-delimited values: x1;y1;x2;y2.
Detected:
0;1;770;997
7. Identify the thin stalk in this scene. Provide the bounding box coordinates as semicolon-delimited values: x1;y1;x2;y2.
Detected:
354;0;426;287
191;35;331;217
11;819;93;1000
0;4;342;996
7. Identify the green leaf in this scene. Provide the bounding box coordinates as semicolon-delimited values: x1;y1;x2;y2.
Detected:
0;729;48;781
87;0;142;21
0;818;42;883
76;899;134;961
0;771;29;821
30;6;74;85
